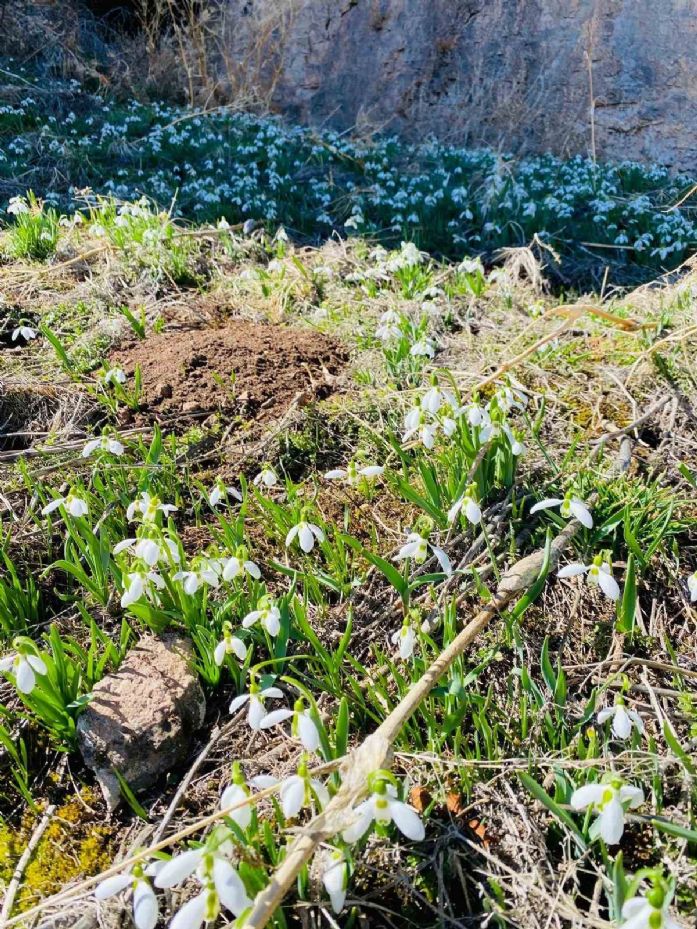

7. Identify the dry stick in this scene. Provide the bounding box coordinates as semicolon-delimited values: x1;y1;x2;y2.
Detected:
0;803;56;921
236;518;584;929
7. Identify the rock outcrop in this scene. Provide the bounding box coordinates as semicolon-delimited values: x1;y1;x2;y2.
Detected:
77;635;206;810
227;0;697;170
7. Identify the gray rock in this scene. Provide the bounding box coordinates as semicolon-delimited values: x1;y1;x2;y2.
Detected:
77;635;206;810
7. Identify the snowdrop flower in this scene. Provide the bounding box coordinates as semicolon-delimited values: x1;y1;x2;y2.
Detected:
558;553;620;601
285;516;325;553
103;367;127;385
7;195;29;215
570;777;644;844
127;492;177;523
95;863;160;929
121;570;165;608
214;622;247;666
260;698;321;752
209;479;242;508
503;423;525;456
391;621;416;660
114;536;180;567
620;881;681;929
42;491;88;518
465;400;486;427
395;532;452;575
222;546;261;582
410;337;435;358
375;309;402;342
11;325;37;341
253;466;278;488
530;491;593;528
324;461;384;486
0;642;47;694
173;559;221;595
219;762;255;829
155;833;250;926
242;596;281;636
82;434;125;457
322;848;349;914
276;756;329;819
342;777;425;843
447;485;482;525
597;696;644;740
687;570;697;601
421;383;456;415
402;406;437;449
229;682;284;729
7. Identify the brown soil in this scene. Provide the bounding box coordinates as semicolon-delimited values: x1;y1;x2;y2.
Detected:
109;321;348;424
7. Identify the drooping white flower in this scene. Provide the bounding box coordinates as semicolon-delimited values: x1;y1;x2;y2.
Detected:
126;492;177;523
242;596;281;636
687;571;697;602
82;435;125;458
322;848;349;914
503;423;526;456
276;758;329;819
285;518;325;553
42;492;88;518
0;647;47;694
570;778;644;844
209;479;242;508
324;461;384;486
597;697;644;740
11;325;37;342
421;384;456;415
375;309;402;342
391;622;416;660
395;532;452;575
620;885;681;929
173;559;221;595
253;466;278;488
113;536;180;568
409;338;435;358
219;762;255;830
402;405;438;449
95;863;160;929
530;492;593;528
558;554;620;601
447;486;482;526
229;684;284;729
214;622;247;666
342;782;425;843
259;699;321;752
7;196;29;215
222;547;261;582
103;367;127;385
121;570;165;608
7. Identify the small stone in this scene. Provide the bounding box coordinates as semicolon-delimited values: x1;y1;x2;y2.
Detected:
182;400;203;413
77;635;206;810
155;381;173;399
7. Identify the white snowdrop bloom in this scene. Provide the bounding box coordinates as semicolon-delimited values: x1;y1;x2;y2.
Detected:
219;762;254;829
113;536;180;567
0;648;47;694
687;570;697;601
558;554;620;601
620;886;681;929
570;778;644;845
324;461;384;486
214;623;247;666
322;848;349;914
447;486;482;525
121;570;165;608
103;367;127;385
229;684;284;729
217;217;230;230
530;493;593;528
402;406;437;449
222;546;261;582
11;325;37;341
82;435;125;457
95;864;160;929
259;699;321;752
342;782;425;843
375;309;402;342
409;337;435;358
42;492;88;518
7;195;29;215
344;214;363;229
209;479;242;508
126;492;177;523
597;698;644;740
503;423;525;456
458;257;484;275
242;597;281;636
391;622;416;660
253;466;278;488
173;560;221;595
156;843;250;925
464;401;486;427
395;532;452;575
277;760;330;819
285;519;325;553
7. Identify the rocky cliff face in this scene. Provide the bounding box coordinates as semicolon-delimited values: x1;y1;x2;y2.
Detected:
229;0;697;169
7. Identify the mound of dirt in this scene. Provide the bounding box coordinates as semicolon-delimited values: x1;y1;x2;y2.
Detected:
109;321;348;424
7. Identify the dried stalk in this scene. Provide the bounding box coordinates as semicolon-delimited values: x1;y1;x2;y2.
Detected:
235;518;584;929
